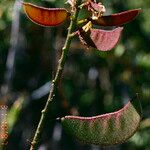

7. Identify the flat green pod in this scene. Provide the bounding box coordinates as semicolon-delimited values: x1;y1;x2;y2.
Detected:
61;96;142;145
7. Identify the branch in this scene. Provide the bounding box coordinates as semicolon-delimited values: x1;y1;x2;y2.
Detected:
29;0;82;149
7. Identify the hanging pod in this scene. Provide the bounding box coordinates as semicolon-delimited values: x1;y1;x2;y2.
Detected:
23;2;70;26
60;95;142;145
78;27;123;51
89;9;141;26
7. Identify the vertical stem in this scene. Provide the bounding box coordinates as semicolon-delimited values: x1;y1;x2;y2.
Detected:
30;0;82;149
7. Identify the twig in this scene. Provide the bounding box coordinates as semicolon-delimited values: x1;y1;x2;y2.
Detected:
29;0;82;149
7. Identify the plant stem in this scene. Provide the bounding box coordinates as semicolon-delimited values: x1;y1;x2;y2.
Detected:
30;0;82;149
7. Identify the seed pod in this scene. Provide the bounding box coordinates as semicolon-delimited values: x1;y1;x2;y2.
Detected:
90;9;141;26
23;2;70;27
61;96;142;145
78;27;123;51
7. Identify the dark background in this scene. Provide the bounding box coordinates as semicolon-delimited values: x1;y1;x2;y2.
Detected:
0;0;149;149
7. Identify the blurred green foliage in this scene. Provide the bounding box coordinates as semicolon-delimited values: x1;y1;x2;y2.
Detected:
0;0;149;149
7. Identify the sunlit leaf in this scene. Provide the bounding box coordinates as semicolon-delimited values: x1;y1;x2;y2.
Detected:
78;27;123;51
23;2;70;27
61;95;142;145
90;9;141;26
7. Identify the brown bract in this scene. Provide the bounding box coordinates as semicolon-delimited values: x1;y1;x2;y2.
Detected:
23;2;70;27
83;0;106;19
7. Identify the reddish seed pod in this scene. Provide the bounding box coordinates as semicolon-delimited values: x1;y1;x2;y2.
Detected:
78;27;123;51
23;2;70;27
61;96;142;145
90;9;141;26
